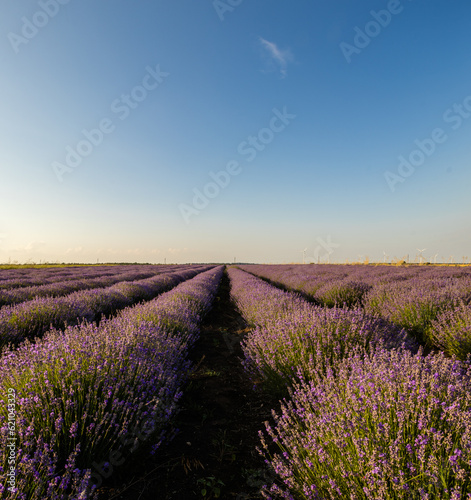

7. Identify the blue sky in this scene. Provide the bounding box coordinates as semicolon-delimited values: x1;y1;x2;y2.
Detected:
1;0;470;264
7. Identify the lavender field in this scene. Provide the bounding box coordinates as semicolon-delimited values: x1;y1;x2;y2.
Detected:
1;264;471;499
232;265;471;499
4;1;471;497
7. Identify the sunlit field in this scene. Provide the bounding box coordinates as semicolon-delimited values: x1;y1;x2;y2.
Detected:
1;263;471;499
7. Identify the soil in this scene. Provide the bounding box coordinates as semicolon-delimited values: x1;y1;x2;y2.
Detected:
95;271;280;500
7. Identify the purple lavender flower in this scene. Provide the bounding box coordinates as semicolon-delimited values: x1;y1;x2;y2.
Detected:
0;266;223;499
0;265;212;350
228;267;416;395
429;301;471;359
259;347;471;499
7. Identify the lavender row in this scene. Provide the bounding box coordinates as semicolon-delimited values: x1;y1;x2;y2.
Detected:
0;266;114;284
241;264;471;352
0;266;223;499
228;268;471;498
227;267;415;396
362;278;470;345
0;267;173;307
0;266;211;351
0;265;160;290
0;269;110;290
240;264;471;290
429;302;471;360
240;264;471;308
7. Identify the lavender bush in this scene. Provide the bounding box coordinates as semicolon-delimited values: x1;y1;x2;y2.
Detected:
260;348;471;499
242;307;416;396
313;279;371;308
228;268;416;396
428;302;471;360
363;280;461;344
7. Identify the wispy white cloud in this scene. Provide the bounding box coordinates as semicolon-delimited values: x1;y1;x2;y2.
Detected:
259;37;293;77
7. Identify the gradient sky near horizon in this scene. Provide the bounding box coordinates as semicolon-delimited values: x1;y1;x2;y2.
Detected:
1;0;470;264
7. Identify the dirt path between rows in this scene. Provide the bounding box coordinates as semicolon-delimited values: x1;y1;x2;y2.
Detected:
96;271;278;499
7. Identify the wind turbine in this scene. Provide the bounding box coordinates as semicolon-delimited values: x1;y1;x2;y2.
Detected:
417;248;426;265
301;248;307;264
383;251;389;264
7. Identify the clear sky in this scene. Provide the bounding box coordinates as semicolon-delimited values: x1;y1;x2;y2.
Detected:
1;0;470;264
